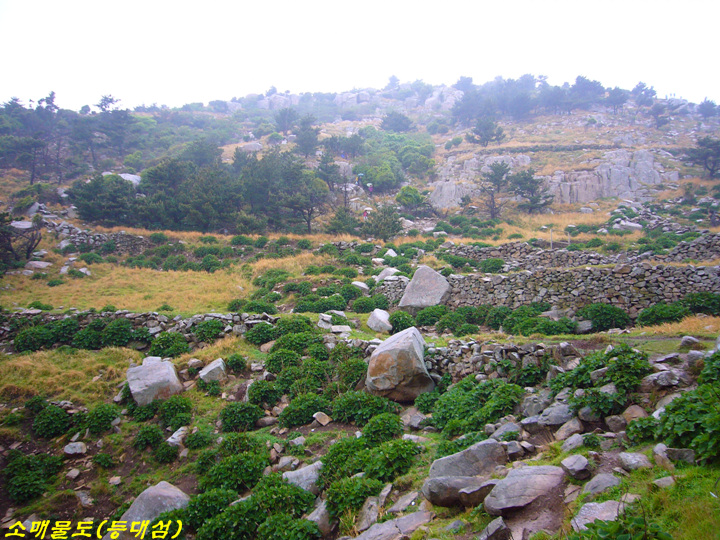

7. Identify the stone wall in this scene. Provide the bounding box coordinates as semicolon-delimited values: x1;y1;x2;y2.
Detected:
45;220;152;255
375;262;720;318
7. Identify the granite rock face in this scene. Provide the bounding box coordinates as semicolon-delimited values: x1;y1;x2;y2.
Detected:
127;358;184;406
398;265;451;313
483;466;566;515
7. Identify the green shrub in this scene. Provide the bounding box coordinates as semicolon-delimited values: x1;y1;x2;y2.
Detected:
226;353;246;373
437;312;465;333
100;318;134;347
25;395;48;414
252;473;316;517
351;296;375;313
168;413;192;431
585;238;604;248
567;508;673;540
247;380;281;407
362;413;403;445
415;391;440;414
33;405;71;438
159;395;193;427
266;349;302;374
335;358;367;389
626;416;659;445
363;439;421;482
195;320;225;342
148;332;190;357
436;431;486;458
485;306;512;330
14;325;55;352
47;278;64;287
415;306;448;326
154;441;179;463
186;488;240;531
279;393;330;428
271;332;322;354
576;303;631;332
93;453;115;469
637;302;690;327
371;294;389;310
326;477;383;521
296;239;313;250
245;322;279;345
479;258;504;273
47;317;80;344
27;300;53;310
72;324;105;350
682;292;720;316
569;388;625;416
318;437;370;489
185;429;215;450
200;452;268;492
244;300;278;315
275;366;303;394
220;402;264;432
4;452;63;504
331;391;398;426
150;232;169;244
455;323;479;336
196;498;264;540
134;425;164;449
87;403;119;435
275;315;314;336
340;284;362;303
388;311;414;334
257;515;321;540
228;299;247;312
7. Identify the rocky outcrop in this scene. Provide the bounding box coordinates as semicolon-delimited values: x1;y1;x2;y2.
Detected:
398;265;451;313
367;309;392;333
365;327;435;402
428;439;507;478
483;466;566;515
126;357;184;406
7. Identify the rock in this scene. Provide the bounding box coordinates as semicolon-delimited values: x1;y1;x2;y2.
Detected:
375;268;399;282
652;477;675;489
256;416;278;428
572;501;622;531
398;266;451;313
66;468;80;480
428;439;507;478
555;417;583;440
666;447;695;464
283;461;323;495
187;358;204;369
490;423;521;441
306;500;332;537
63;442;87;456
166;427;188;447
313;411;332;426
478;517;511;540
276;456;300;472
483;466;565;515
641;370;681;390
680;336;699;347
583;473;620;498
561;455;591;480
103;481;189;540
459;480;499;508
622;405;648;423
618;452;652;471
538;403;575;426
365;327;434;402
605;415;627;433
421;476;495;507
199;358;227;383
109;476;122;486
75;491;94;508
387;491;419;513
400;407;426;430
354;511;434;540
367;309;392;333
357;496;380;531
352;281;370;293
126;358;184;406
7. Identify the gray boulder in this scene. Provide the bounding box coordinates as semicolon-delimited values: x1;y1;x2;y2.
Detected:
104;481;189;540
365;327;434;402
572;501;622;531
561;454;591;480
583;473;620;497
305;500;332;537
428;439;507;478
478;517;511;540
538;403;575;426
398;265;450;313
618;452;652;471
421;476;495;507
283;460;323;495
354;511;435;540
367;309;392;333
484;466;565;515
127;358;184;406
199;358;227;383
375;268;399;282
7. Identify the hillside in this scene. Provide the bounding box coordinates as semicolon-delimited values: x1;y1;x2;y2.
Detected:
1;77;720;540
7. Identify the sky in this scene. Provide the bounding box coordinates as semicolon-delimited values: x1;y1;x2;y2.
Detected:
0;0;717;112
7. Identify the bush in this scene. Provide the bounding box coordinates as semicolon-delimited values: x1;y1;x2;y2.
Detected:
185;430;215;450
14;325;56;352
86;403;119;435
626;416;659;445
271;332;322;354
275;315;314;336
279;393;330;428
362;413;403;445
455;323;479;336
196;498;264;540
47;278;64;287
4;452;63;504
637;302;690;327
48;317;80;344
154;441;179;463
415;305;448;326
27;300;53;310
244;300;278;315
134;425;165;449
150;232;169;244
326;477;383;521
93;453;115;469
257;515;321;540
275;366;304;394
252;473;316;517
247;380;282;407
195;320;225;342
266;349;302;374
186;488;240;531
415;391;440;414
148;332;190;357
296;239;313;250
388;311;414;334
200;452;268;492
682;292;720;316
436;312;465;334
221;403;264;432
33;405;71;438
335;358;367;389
351;296;375;313
485;306;512;330
225;353;246;373
363;439;421;482
317;437;369;489
228;299;246;312
331;391;398;426
100;318;134;347
576;303;631;332
479;258;504;273
245;322;279;345
159;395;193;427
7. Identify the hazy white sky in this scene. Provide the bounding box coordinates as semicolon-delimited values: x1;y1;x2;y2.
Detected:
0;0;717;111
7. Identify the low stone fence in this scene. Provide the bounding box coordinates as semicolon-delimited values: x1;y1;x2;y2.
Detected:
375;262;720;318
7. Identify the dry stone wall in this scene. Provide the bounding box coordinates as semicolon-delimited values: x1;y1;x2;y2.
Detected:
376;263;720;318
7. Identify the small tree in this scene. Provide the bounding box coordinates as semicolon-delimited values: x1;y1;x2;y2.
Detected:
648;103;669;129
294;115;319;158
0;213;42;273
466;117;505;147
381;111;413;133
477;162;510;219
395;185;430;214
606;87;629;114
698;99;717;119
685;137;720;178
362;206;402;241
510;168;553;214
326;207;359;235
274;108;298;135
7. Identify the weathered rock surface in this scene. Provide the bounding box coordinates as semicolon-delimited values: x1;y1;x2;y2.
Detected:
365;327;434;402
421;476;495;507
398;265;450;312
478;516;511;540
428;439;507;478
367;309;392;333
572;501;622;531
283;460;323;495
199;358;227;383
619;452;652;471
561;454;591;480
484;466;566;515
126;358;184;406
354;511;435;540
583;473;621;497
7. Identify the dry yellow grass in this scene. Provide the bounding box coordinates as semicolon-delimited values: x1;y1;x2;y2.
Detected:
633;315;720;338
